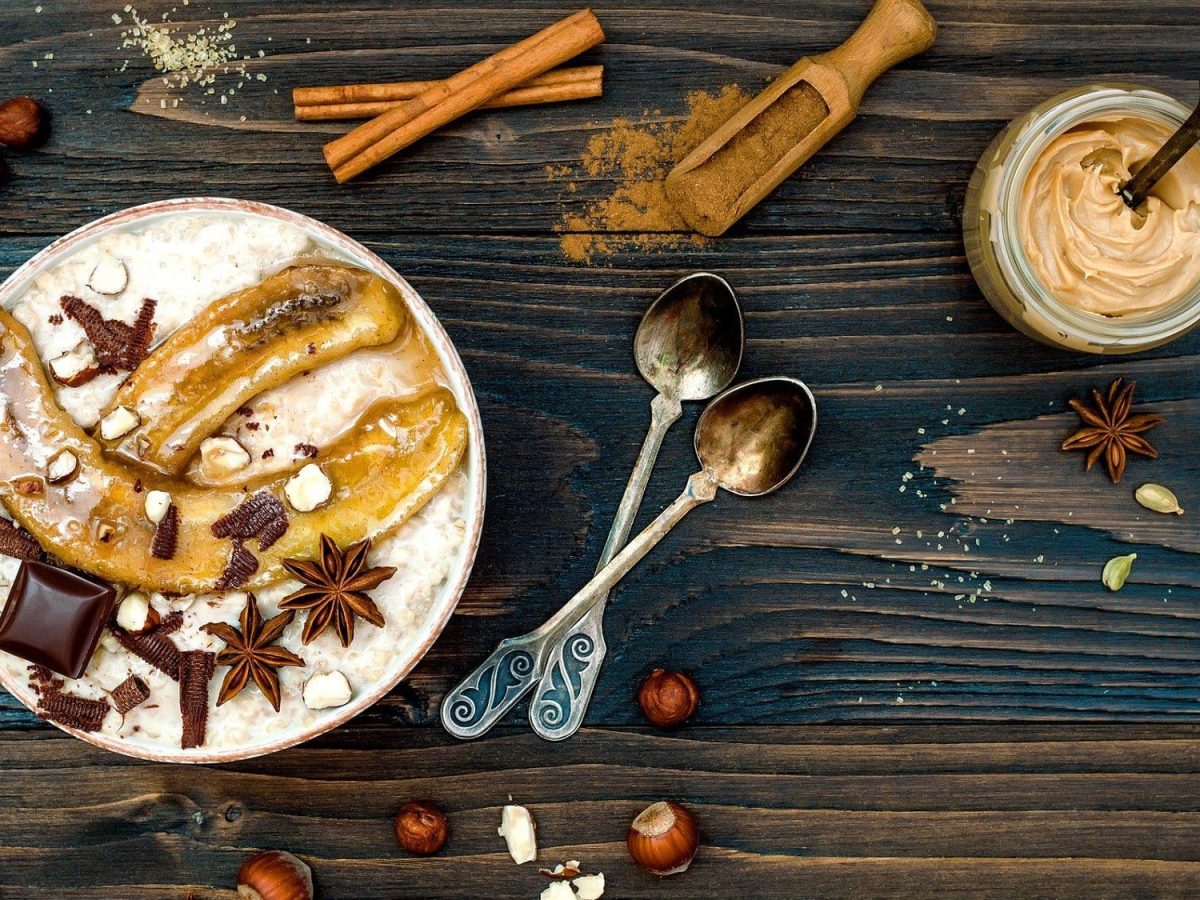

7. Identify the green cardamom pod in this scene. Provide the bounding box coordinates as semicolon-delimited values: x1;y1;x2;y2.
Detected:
1102;553;1137;592
1135;483;1184;516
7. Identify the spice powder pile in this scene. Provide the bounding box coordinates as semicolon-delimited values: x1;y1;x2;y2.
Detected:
550;84;752;263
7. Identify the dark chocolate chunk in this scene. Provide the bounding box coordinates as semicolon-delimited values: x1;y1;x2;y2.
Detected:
110;674;151;715
214;540;259;591
0;561;116;678
0;518;45;561
178;650;214;749
151;504;179;560
110;626;181;679
37;689;109;732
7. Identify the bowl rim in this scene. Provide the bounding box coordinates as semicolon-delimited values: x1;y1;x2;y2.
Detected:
0;197;487;764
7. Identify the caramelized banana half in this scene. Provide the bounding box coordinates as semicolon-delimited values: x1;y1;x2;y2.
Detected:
0;309;467;593
102;264;411;475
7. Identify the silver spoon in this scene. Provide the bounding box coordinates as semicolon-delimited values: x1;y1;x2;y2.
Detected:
442;376;816;740
1121;88;1200;209
529;273;743;741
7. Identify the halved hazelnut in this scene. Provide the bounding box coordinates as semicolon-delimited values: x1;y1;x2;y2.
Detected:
115;590;160;634
540;883;576;900
302;670;351;710
144;489;172;524
48;341;99;387
498;804;537;864
236;849;313;900
200;435;251;477
394;800;448;856
99;406;139;441
627;801;699;876
87;254;128;295
46;449;79;484
284;463;332;513
574;872;606;899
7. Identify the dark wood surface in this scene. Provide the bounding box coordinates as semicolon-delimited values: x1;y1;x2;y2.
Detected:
1;1;1199;896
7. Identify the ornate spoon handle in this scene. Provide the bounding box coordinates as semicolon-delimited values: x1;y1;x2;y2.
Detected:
530;393;682;741
442;470;717;740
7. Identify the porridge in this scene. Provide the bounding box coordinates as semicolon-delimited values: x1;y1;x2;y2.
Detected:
0;212;470;756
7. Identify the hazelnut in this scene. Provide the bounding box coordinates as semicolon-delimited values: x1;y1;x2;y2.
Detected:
47;449;79;484
574;872;606;899
115;590;160;634
394;800;448;856
144;489;172;524
284;463;332;512
48;341;99;387
200;435;251;477
87;254;128;295
627;801;699;876
99;406;140;441
236;849;314;900
302;670;352;710
540;883;576;900
0;97;46;150
497;803;537;864
637;669;699;728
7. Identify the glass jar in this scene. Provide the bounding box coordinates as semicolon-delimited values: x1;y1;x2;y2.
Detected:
963;84;1200;354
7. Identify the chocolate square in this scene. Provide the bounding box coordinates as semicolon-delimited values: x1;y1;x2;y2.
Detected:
0;561;116;678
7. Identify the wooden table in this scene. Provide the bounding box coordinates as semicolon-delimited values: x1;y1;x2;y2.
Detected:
2;2;1198;896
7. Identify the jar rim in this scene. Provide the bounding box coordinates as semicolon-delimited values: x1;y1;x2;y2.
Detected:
992;83;1200;348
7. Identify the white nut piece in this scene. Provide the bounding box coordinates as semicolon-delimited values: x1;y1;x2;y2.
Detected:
46;449;79;484
115;591;159;633
303;671;352;710
48;341;98;387
144;490;172;524
87;254;128;295
99;406;140;441
574;873;605;900
199;435;251;476
284;463;332;512
540;883;575;900
498;804;537;864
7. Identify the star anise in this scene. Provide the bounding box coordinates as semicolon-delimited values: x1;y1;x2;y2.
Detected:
201;595;304;711
279;535;396;647
1061;378;1164;484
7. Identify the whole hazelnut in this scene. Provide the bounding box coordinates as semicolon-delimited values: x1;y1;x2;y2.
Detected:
0;97;46;150
394;800;448;856
236;849;314;900
637;669;699;728
627;800;699;876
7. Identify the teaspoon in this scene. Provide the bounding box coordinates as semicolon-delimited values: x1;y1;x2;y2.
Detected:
442;376;816;740
1121;87;1200;209
529;273;743;740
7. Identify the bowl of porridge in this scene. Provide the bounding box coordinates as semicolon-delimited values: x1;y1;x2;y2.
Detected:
0;198;485;762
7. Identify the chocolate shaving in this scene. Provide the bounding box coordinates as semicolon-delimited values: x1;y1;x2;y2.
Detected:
110;626;181;679
37;690;109;732
48;314;63;326
0;518;45;561
178;650;214;749
211;491;288;551
150;504;179;560
157;610;184;635
110;674;151;715
215;540;259;591
294;443;319;459
60;295;156;372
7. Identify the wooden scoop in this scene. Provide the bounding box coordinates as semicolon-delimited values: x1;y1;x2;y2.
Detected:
665;0;937;236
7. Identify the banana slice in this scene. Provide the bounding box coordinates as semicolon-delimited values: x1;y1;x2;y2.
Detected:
0;308;466;593
101;264;410;475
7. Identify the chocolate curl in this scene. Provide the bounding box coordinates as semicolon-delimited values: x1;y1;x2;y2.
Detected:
151;504;179;560
214;540;258;591
110;674;151;715
157;610;184;635
110;626;181;680
178;650;214;750
37;690;109;732
211;491;288;550
60;295;156;372
256;515;289;551
0;518;44;561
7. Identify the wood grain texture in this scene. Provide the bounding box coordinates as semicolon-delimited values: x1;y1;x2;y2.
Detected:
2;0;1200;896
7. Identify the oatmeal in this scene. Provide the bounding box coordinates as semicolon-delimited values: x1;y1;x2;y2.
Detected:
0;212;470;756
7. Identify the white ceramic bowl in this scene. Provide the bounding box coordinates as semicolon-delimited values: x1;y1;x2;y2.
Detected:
0;198;486;763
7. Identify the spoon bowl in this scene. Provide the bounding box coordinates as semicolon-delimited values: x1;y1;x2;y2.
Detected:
634;272;743;401
696;376;817;496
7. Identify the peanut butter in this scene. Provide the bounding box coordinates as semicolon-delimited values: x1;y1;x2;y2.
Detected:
1018;116;1200;316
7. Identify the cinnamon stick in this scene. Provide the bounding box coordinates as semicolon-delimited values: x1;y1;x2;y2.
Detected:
324;9;605;183
295;66;603;121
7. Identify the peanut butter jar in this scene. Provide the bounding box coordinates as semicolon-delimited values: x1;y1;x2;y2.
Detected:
964;84;1200;354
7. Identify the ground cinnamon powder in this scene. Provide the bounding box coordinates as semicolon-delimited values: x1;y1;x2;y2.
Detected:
550;84;752;263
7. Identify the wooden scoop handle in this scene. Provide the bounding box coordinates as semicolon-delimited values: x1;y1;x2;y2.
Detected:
817;0;937;107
